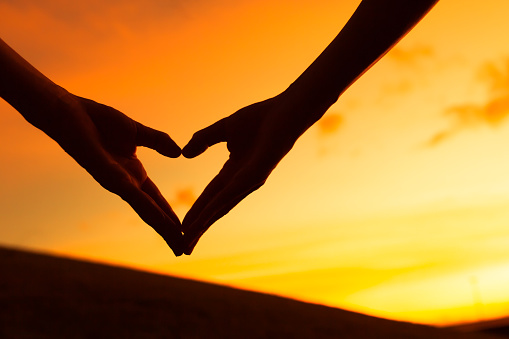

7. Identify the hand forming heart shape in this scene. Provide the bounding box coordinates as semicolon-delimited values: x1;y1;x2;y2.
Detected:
37;90;305;257
29;88;323;257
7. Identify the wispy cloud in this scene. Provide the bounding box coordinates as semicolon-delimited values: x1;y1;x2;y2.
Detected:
172;187;197;208
379;45;435;99
317;113;343;137
427;58;509;146
1;0;193;35
315;113;343;157
0;0;240;72
388;45;434;67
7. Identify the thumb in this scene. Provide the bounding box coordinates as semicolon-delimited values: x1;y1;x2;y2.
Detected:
182;119;227;158
136;123;181;158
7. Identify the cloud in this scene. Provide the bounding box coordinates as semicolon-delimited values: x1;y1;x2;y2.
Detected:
479;59;509;97
379;45;435;100
1;0;192;34
172;187;197;208
0;0;242;65
0;0;248;38
315;113;343;157
388;45;434;67
427;58;509;146
382;79;414;96
317;113;343;137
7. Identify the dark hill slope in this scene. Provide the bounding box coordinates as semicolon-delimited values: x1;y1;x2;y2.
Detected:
0;247;498;338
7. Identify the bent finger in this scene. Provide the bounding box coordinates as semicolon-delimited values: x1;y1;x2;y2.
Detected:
120;183;184;256
182;118;227;158
183;185;261;255
183;165;268;254
136;122;181;158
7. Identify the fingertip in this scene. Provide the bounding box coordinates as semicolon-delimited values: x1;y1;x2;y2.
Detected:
159;134;182;158
182;142;206;159
183;120;227;158
165;229;185;257
184;239;197;255
173;246;185;257
184;238;198;255
173;245;185;257
120;182;185;255
167;145;182;158
182;228;202;255
136;123;182;158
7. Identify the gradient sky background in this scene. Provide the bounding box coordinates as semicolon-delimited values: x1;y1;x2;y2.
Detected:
3;0;509;326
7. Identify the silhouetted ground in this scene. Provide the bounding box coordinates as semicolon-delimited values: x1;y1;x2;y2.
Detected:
0;246;501;338
451;317;509;337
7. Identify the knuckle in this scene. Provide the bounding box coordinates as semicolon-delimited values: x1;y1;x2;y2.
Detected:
192;130;207;142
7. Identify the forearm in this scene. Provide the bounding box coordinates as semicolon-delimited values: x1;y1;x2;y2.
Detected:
284;0;438;122
0;38;68;128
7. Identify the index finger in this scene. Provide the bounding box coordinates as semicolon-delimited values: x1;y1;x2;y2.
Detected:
182;158;239;231
120;183;184;256
141;177;181;229
183;160;269;254
183;184;262;255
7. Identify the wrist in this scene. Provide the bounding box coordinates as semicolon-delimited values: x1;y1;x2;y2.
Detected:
16;83;71;129
0;38;70;128
280;82;339;126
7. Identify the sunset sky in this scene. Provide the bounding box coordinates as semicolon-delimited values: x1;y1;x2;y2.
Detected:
4;0;509;326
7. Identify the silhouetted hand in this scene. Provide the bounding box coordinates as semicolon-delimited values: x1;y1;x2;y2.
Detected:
1;37;184;255
43;93;184;256
181;0;439;254
181;93;325;254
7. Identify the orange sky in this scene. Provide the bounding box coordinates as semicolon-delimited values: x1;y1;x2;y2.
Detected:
4;0;509;326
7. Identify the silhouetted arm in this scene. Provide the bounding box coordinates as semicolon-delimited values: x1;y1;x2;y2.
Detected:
0;38;184;256
181;0;439;254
